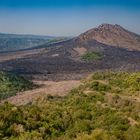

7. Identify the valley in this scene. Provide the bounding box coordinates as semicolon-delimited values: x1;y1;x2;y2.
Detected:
0;24;140;102
0;24;140;140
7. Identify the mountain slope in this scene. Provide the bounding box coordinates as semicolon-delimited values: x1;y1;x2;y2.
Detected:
0;24;140;81
77;24;140;51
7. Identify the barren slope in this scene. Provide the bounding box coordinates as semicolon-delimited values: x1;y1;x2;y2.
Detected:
0;24;140;80
77;24;140;51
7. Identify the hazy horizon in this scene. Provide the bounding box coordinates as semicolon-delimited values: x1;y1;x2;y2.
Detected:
0;0;140;36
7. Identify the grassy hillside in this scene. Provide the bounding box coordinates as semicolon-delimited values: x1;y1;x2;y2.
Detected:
0;71;35;100
0;72;140;140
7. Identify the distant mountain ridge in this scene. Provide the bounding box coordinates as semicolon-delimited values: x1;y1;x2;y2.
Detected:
0;33;55;39
77;24;140;51
0;33;60;52
1;24;140;52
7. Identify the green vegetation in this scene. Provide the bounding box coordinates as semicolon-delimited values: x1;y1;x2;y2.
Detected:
81;51;102;61
0;71;35;100
0;72;140;140
46;37;69;45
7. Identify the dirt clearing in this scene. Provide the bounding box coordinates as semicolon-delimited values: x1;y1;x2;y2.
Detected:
2;80;80;106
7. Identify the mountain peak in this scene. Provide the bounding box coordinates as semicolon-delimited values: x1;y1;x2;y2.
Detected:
77;24;140;51
97;24;123;30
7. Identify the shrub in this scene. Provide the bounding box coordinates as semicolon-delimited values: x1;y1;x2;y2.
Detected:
0;72;140;139
81;52;102;61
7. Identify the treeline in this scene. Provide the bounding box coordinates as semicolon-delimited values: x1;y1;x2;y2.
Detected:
0;71;35;100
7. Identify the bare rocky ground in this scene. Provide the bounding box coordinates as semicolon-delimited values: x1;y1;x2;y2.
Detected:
0;49;44;63
2;80;80;105
0;39;140;81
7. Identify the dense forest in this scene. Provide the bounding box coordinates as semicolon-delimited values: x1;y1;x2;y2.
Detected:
0;72;140;140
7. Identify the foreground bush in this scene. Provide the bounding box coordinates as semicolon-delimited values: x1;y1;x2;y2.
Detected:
0;72;140;140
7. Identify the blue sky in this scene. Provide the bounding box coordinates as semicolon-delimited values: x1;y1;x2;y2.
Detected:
0;0;140;36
